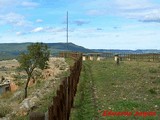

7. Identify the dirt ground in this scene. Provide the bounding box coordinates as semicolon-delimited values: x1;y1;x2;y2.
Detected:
0;57;69;119
0;57;68;91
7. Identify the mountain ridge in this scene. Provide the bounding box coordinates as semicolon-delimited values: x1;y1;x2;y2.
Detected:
0;42;93;60
92;49;160;54
0;42;160;60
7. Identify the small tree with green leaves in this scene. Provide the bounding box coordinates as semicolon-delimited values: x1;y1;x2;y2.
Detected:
18;43;50;98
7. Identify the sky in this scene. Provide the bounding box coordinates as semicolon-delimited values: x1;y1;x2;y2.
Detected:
0;0;160;49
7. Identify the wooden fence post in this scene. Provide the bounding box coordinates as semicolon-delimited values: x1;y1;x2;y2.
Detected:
47;53;82;120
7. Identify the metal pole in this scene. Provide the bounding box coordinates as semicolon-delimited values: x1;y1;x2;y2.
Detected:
67;11;69;50
66;11;69;120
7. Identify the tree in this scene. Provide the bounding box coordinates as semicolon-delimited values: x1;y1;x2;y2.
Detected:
18;43;50;98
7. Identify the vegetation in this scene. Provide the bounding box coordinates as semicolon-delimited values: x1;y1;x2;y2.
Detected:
71;60;160;120
0;103;12;118
70;62;96;120
35;90;56;113
18;43;50;98
0;42;93;60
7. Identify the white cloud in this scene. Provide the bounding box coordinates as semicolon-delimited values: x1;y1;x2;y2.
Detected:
113;0;160;23
87;9;106;15
0;0;18;8
21;1;39;8
85;0;160;23
16;31;23;36
0;12;31;26
31;27;44;32
1;25;160;49
120;8;160;23
46;27;66;32
36;19;43;23
31;26;66;33
16;31;28;36
84;0;114;16
114;0;153;10
139;9;160;22
0;0;39;9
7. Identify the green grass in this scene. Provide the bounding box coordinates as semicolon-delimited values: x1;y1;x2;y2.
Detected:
70;60;160;120
70;62;97;120
12;115;28;120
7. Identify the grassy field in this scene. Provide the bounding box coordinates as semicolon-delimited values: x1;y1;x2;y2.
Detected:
71;60;160;120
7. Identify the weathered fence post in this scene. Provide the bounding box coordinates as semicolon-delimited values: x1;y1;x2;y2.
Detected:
47;52;82;120
114;54;119;65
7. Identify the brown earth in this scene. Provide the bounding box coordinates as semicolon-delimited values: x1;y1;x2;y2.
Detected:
10;81;18;91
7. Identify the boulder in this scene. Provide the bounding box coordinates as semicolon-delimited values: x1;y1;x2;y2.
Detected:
18;96;39;116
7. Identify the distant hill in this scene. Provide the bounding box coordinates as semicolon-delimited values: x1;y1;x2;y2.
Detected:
92;49;160;54
1;42;160;60
47;43;93;53
0;42;93;60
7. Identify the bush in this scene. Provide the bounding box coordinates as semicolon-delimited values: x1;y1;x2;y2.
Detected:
0;104;12;118
148;88;157;94
0;66;8;71
149;68;157;73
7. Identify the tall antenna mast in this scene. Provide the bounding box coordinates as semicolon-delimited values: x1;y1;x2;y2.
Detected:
66;11;69;120
66;11;69;50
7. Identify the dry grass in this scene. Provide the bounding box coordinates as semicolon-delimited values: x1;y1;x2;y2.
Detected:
0;57;69;119
0;103;12;118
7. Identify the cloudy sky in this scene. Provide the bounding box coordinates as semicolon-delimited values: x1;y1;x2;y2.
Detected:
0;0;160;49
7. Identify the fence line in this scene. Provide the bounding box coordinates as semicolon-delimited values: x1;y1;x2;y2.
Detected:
119;53;160;62
48;52;82;120
88;52;160;62
29;52;82;120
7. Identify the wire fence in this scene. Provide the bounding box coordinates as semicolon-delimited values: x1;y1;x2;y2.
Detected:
119;53;160;62
82;53;160;62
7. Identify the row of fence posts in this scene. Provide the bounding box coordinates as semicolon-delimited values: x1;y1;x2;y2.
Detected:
120;53;160;62
95;53;160;62
29;52;82;120
48;53;82;120
59;52;80;59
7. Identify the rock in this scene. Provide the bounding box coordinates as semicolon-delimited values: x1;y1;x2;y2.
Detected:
32;90;43;99
155;105;158;108
21;99;30;109
0;117;10;120
18;96;39;116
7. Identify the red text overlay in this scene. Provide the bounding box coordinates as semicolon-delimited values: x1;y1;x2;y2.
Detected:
100;110;157;118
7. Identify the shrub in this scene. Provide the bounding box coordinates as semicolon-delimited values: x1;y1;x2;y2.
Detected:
148;88;157;94
0;66;8;71
0;104;12;118
149;68;157;73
